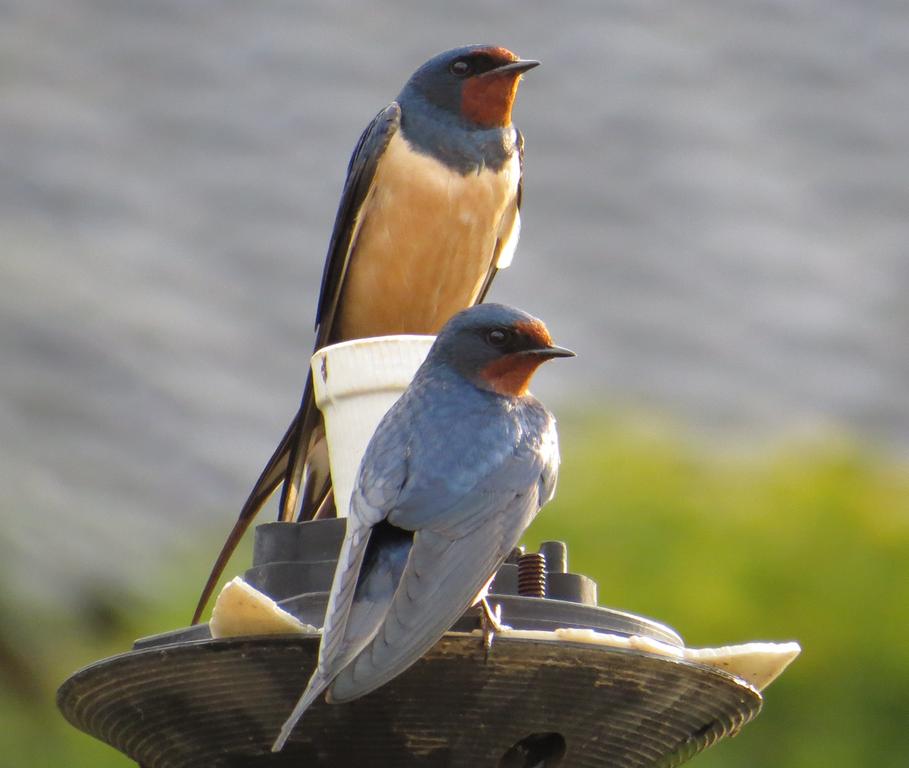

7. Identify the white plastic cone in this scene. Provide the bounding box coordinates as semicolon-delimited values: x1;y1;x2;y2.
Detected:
310;335;435;517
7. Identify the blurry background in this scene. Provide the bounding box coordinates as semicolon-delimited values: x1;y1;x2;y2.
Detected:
1;1;907;765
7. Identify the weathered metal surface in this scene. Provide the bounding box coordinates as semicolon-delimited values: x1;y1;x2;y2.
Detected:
57;633;761;767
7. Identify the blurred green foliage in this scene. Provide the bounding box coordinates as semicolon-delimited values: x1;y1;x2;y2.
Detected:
529;415;909;768
3;416;907;766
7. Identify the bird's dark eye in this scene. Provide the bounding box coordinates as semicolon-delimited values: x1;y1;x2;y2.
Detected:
449;59;472;77
486;328;510;347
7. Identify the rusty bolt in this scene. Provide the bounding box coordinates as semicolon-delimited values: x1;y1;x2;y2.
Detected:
517;552;547;598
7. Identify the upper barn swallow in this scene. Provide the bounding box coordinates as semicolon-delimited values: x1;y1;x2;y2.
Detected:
271;303;574;751
192;46;539;623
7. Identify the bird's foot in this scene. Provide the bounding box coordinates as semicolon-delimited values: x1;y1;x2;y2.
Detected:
479;597;510;658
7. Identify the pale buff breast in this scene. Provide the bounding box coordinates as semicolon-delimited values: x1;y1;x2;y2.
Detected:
336;129;521;340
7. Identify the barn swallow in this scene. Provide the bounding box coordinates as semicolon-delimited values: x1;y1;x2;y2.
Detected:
193;46;538;623
271;303;573;751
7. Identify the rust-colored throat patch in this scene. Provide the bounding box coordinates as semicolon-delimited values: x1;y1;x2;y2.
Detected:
479;353;548;397
478;319;554;397
460;71;522;128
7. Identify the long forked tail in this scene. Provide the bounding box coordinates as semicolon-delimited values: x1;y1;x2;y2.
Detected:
276;380;329;522
190;420;294;624
191;376;334;624
276;397;307;522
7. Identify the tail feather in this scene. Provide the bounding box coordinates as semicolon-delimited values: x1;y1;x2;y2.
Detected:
278;380;330;522
192;373;338;623
277;442;304;522
190;430;291;624
297;431;332;520
270;672;331;752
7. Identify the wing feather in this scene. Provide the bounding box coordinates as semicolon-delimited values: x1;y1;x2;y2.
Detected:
328;487;542;704
314;103;402;344
194;106;403;625
271;440;407;751
271;512;374;751
279;102;402;518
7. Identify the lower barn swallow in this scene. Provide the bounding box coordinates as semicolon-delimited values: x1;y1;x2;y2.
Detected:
193;46;539;623
271;303;574;751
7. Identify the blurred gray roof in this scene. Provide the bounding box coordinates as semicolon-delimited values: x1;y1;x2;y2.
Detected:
2;0;907;600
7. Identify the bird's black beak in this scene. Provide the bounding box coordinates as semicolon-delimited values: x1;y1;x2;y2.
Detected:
520;344;576;360
485;58;541;77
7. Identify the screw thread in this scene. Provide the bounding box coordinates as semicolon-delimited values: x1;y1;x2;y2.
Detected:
517;553;547;598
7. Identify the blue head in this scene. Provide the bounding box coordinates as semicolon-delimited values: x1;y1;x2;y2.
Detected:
428;304;574;397
399;45;539;130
